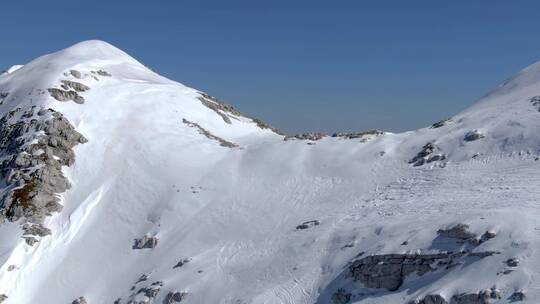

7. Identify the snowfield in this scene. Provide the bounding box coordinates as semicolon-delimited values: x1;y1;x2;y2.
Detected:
0;40;539;303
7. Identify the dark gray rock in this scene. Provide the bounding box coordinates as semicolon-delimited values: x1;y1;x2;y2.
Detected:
529;96;540;112
464;130;485;142
173;258;191;269
437;224;478;244
72;296;87;304
164;291;188;303
409;142;446;166
411;294;448;304
133;236;159;249
0;294;7;303
431;118;452;129
509;291;525;302
505;257;519;267
348;252;463;291
296;220;320;230
452;288;501;304
331;288;351;304
47;88;85;104
127;281;163;304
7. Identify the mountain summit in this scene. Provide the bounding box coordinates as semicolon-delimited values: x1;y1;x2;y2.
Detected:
0;41;539;304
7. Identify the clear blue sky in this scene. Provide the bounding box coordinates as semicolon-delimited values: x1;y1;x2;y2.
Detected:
2;1;540;133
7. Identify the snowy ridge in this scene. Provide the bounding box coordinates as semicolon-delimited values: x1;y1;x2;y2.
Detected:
0;41;539;303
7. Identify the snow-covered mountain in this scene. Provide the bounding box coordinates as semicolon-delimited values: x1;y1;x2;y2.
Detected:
0;40;539;304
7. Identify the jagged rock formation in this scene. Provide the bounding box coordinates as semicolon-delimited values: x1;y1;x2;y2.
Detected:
348;252;466;291
452;288;501;304
409;142;446;166
437;224;496;245
0;106;86;243
125;281;163;304
463;130;485;142
182;118;238;148
72;296;87;304
132;236;159;249
164;291;187;303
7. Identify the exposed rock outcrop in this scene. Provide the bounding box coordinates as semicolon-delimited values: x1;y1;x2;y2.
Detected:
431;118;453;129
505;257;519;267
463;130;485;142
0;106;86;241
197;92;282;134
182;118;238;148
409;142;446;166
509;291;525;302
332;130;384;141
348;252;464;291
437;224;495;245
197;92;242;124
452;288;501;304
529;96;540;111
296;220;320;230
411;294;448;304
92;69;112;77
133;236;159;249
164;291;188;303
60;80;90;92
284;133;326;141
0;294;7;303
47;88;85;104
173;258;191;269
331;288;352;304
126;281;163;304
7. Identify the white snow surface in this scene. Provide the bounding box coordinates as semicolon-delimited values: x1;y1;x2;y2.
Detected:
0;40;539;303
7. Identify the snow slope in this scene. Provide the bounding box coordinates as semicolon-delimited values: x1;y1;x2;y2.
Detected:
0;40;539;304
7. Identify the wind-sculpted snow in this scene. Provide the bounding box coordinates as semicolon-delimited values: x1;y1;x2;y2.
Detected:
1;40;540;303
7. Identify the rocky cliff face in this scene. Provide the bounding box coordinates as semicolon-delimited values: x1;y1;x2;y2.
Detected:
0;105;86;244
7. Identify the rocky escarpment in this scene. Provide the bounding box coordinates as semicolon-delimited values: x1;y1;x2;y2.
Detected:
348;251;469;291
0;106;86;244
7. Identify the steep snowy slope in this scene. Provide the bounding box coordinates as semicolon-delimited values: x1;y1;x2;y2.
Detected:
0;41;539;304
